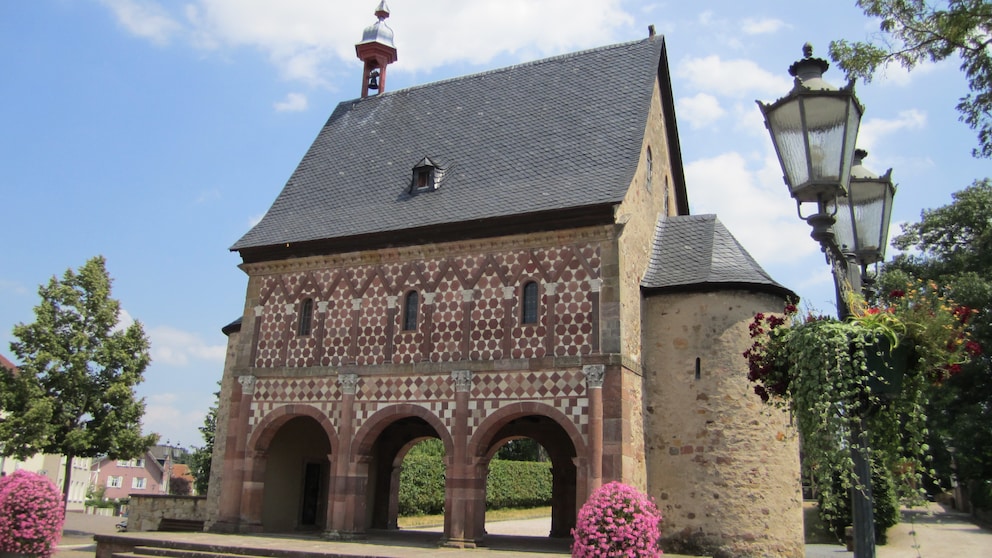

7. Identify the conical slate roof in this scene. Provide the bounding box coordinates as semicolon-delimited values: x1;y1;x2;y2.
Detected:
232;37;686;255
641;214;794;298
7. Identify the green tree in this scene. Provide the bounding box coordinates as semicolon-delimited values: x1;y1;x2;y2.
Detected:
0;256;158;507
186;392;217;495
879;180;992;500
495;438;547;461
169;475;192;496
829;0;992;157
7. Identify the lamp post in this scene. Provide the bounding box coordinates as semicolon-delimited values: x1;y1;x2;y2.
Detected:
758;44;896;558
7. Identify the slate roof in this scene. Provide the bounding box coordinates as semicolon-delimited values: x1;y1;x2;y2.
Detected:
641;214;794;298
232;37;686;254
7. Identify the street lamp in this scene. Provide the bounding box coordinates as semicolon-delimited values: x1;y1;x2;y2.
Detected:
758;44;895;558
834;149;896;273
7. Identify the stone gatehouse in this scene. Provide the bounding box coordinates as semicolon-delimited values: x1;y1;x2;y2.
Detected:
206;4;804;556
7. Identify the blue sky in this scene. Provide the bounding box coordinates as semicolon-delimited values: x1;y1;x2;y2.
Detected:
2;0;987;448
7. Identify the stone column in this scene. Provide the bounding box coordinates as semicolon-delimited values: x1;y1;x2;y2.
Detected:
443;369;478;547
584;364;605;494
327;373;359;537
214;374;256;531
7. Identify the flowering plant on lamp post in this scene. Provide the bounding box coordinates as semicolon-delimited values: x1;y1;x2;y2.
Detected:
742;285;980;538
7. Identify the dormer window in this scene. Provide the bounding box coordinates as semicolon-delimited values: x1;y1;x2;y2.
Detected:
410;156;444;193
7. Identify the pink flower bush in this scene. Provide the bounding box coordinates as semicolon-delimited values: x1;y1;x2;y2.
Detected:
0;470;65;558
572;481;662;557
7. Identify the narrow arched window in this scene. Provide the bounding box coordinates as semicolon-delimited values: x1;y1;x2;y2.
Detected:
522;281;539;324
298;298;313;336
403;291;419;331
645;146;653;191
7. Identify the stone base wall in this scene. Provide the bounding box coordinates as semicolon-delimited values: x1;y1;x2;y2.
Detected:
128;495;207;532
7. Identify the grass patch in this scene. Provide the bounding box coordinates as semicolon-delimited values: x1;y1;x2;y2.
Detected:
398;506;552;529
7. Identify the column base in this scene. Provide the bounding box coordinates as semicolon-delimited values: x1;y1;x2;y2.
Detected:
442;537;479;549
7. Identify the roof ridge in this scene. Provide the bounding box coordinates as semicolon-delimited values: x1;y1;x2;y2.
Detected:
352;37;653;102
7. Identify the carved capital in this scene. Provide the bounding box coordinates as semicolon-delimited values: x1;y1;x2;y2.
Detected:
238;375;257;395
451;369;473;392
583;365;605;389
338;373;359;395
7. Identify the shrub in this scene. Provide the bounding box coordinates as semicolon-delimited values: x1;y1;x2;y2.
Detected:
398;454;446;516
816;458;900;544
572;481;662;557
486;460;551;509
397;455;553;516
0;470;66;558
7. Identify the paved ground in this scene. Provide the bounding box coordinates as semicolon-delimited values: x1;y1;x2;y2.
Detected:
56;503;992;557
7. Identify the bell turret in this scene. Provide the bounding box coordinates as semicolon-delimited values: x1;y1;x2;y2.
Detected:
355;1;398;98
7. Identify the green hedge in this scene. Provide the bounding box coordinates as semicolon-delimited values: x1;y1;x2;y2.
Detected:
486;459;552;509
397;456;552;516
398;455;446;516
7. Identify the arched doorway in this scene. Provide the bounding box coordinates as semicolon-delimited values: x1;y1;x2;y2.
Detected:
474;411;583;538
260;415;332;531
364;416;445;531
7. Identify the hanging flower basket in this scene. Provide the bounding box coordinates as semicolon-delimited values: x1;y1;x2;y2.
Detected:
864;335;911;400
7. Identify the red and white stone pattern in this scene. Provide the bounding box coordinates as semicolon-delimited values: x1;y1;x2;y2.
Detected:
248;369;589;438
251;243;600;368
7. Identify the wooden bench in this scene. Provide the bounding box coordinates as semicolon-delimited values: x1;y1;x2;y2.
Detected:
157;518;205;532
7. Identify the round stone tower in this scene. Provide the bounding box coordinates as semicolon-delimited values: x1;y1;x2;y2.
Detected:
640;215;804;557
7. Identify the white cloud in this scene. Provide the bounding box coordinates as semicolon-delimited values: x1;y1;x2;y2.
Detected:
856;109;927;155
100;0;182;45
100;0;635;84
874;59;944;87
274;92;309;112
195;189;222;204
741;18;787;35
0;279;28;296
143;392;207;447
678;93;725;129
677;55;793;99
248;213;265;227
685;150;819;265
148;325;226;366
116;308;136;331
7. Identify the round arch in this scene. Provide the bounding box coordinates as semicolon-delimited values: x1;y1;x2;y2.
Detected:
243;406;336;533
351;404;454;531
248;404;340;455
468;401;587;459
352;403;454;458
468;401;588;539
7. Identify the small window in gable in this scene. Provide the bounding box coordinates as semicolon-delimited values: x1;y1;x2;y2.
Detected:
410;156;445;193
403;291;419;331
645;146;653;192
522;281;539;324
298;298;314;336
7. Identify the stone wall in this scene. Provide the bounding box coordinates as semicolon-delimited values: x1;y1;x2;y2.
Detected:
642;289;804;557
128;494;207;532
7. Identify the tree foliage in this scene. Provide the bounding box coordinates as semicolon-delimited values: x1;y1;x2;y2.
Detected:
829;0;992;157
168;476;192;496
0;256;158;505
186;388;218;496
495;438;547;461
879;180;992;498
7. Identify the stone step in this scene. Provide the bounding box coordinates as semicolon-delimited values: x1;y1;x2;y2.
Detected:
114;546;267;558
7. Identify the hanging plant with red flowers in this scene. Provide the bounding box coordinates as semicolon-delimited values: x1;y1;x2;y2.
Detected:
742;282;980;536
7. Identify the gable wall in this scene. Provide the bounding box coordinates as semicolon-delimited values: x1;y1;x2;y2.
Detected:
608;77;676;488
